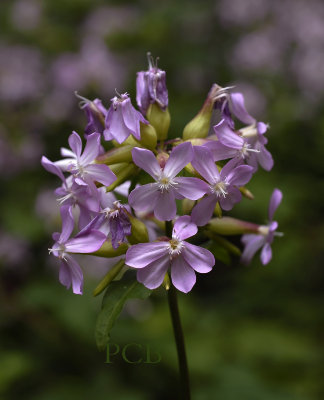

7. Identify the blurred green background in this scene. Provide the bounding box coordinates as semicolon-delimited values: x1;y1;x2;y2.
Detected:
1;0;324;399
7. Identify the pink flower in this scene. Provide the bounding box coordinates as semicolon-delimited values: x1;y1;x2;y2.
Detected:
128;142;209;221
125;216;215;293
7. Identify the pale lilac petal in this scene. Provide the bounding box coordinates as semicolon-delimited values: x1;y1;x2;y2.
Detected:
41;156;66;183
257;145;274;171
59;256;83;295
54;158;76;171
225;164;254;186
230;93;256;125
80;132;100;165
65;230;106;253
241;234;265;264
171;256;196;293
173;216;197;240
182;242;215;273
204;141;238;161
191;195;217;227
85;164;116;186
213;120;244;149
61;148;76;158
192;146;220;184
163;142;193;178
268;189;282;221
257;122;268;135
122;101;147;140
59;205;74;243
174;177;209;201
78;205;93;230
131;147;161;179
154;190;177;221
260;243;272;265
219;186;242;211
128;184;159;213
105;106;130;144
269;221;278;232
68;131;82;159
125;241;169;268
137;255;170;289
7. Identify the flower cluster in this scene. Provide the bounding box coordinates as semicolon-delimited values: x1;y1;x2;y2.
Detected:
42;54;282;295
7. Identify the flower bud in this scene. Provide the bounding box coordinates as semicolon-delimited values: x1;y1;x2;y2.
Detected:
206;217;259;235
146;103;170;141
91;241;128;258
127;215;149;245
95;145;134;165
136;123;157;150
183;84;227;140
156;151;169;168
182;198;195;214
239;186;254;200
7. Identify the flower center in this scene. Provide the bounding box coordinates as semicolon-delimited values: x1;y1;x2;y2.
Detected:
240;142;260;159
211;181;228;197
157;173;177;192
168;238;184;257
48;243;67;260
101;201;121;219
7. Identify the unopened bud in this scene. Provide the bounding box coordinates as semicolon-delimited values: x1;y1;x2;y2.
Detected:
96;145;133;165
156;151;169;168
183;84;224;140
182;198;195;214
127;215;149;244
146;103;170;141
207;217;259;235
91;241;128;258
137;123;157;150
239;186;254;200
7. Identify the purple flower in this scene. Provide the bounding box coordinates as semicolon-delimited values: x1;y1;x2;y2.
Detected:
206;119;260;164
54;131;116;191
49;206;106;294
126;216;215;293
89;188;132;249
241;188;283;265
41;156;100;228
191;146;253;226
136;53;168;114
128;142;209;221
77;94;107;136
103;92;148;144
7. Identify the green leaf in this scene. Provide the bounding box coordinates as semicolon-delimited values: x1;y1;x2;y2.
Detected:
95;272;151;351
204;240;231;265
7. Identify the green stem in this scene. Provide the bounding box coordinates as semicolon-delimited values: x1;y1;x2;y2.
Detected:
167;284;191;400
165;219;191;399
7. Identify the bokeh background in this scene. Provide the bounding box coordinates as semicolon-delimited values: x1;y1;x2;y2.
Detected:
1;0;324;399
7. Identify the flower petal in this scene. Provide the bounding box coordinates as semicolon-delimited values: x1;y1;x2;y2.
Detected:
163;142;193;178
41;156;66;183
257;145;274;171
174;177;209;200
241;234;265;265
173;216;198;240
154;190;177;221
230;92;256;125
268;188;282;221
65;230;106;253
59;256;83;295
131;147;161;179
68;131;83;159
85;164;116;187
260;243;272;265
126;241;169;268
59;205;74;243
171;256;196;293
105;106;130;144
137;255;170;289
191;195;217;227
80;132;101;165
182;242;215;273
213;120;244;149
128;184;159;213
192;146;220;184
219;186;242;211
225;164;254;187
204;141;238;161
